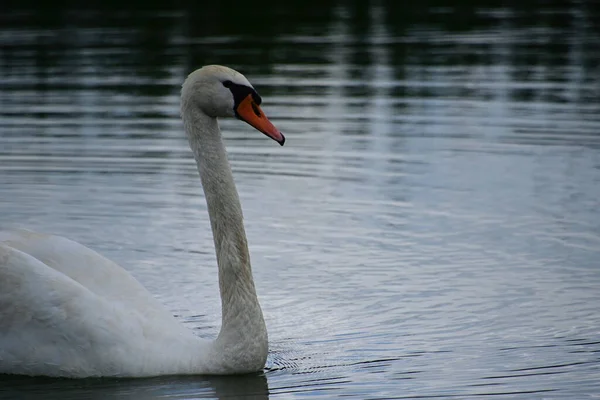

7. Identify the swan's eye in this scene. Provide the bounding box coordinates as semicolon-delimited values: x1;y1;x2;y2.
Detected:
222;80;233;88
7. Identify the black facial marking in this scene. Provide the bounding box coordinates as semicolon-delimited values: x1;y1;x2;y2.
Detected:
222;80;261;114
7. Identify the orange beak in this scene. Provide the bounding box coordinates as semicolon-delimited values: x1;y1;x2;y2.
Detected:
235;94;285;146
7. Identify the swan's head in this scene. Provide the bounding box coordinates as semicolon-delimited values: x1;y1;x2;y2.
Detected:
182;65;285;145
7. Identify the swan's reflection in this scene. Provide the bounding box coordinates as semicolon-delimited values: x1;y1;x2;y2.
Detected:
0;372;269;400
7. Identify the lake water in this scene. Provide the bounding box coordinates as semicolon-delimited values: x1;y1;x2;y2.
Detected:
1;2;599;399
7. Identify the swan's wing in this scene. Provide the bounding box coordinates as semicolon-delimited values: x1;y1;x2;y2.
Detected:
0;243;146;376
0;243;204;377
0;229;173;321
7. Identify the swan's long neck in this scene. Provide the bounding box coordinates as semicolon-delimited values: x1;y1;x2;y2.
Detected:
182;105;267;371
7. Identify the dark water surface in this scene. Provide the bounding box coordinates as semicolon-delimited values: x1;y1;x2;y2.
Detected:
1;2;600;399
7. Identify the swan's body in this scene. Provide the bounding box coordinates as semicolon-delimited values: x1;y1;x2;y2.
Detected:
0;65;285;378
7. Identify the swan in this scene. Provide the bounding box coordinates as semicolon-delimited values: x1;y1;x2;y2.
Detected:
0;65;285;378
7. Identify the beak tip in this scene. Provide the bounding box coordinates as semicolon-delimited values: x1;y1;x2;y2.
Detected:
278;134;285;146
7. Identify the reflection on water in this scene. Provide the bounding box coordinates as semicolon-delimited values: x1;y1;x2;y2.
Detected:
0;373;268;399
1;1;600;399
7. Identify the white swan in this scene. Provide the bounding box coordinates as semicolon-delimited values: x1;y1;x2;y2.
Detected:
0;65;285;378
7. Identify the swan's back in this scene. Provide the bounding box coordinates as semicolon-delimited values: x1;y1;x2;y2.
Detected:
0;230;205;377
1;243;134;376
